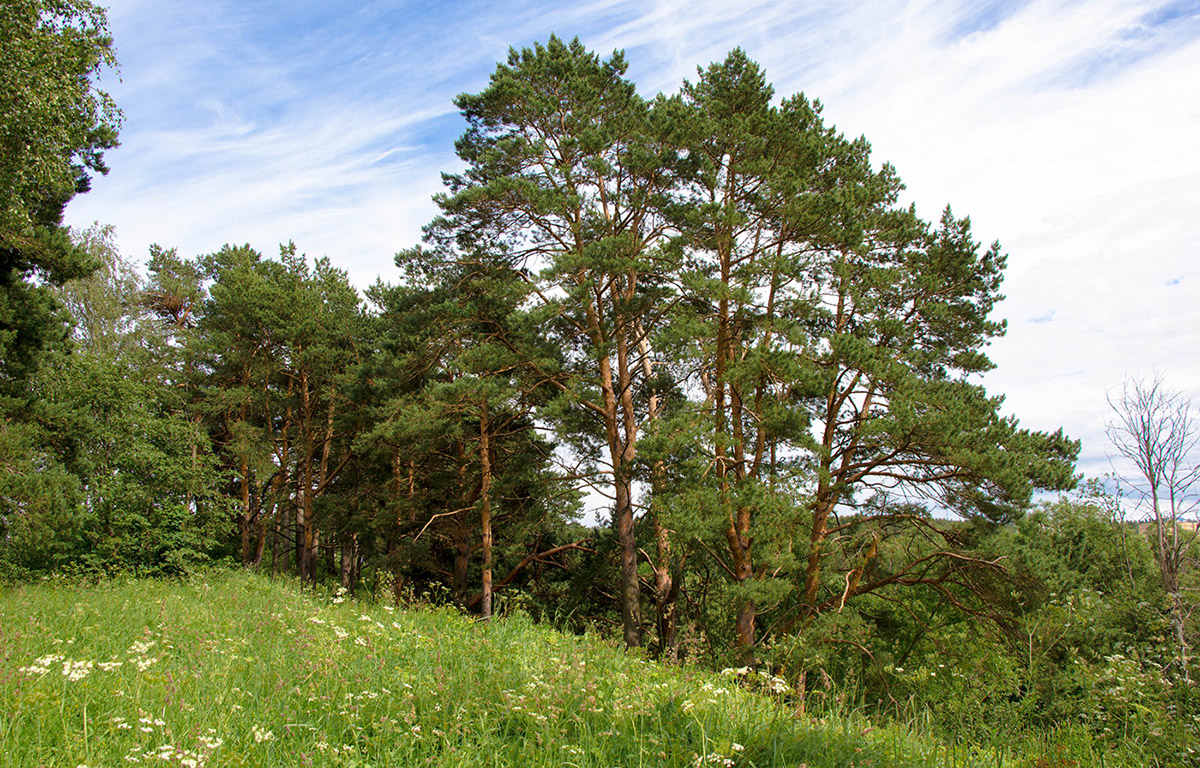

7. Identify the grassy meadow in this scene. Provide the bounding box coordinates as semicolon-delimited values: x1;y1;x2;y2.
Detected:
0;570;1038;768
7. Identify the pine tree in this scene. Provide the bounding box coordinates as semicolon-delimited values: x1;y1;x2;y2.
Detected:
430;36;683;646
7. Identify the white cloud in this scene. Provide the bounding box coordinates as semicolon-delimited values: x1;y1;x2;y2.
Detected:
64;0;1200;493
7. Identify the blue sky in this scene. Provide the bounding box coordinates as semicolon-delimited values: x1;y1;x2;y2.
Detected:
66;0;1200;504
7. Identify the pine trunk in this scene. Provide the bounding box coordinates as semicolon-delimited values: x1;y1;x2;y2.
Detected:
480;400;494;620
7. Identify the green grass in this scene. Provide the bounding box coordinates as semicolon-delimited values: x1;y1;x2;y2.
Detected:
1;570;1014;768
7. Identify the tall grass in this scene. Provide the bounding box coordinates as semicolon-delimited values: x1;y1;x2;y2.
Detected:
0;571;1073;767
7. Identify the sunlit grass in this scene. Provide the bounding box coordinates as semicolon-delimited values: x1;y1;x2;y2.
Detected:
1;570;1018;767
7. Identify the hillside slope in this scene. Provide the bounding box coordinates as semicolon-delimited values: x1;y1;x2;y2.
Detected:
3;571;986;767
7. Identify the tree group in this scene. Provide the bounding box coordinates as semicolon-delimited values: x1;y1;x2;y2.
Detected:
422;37;1077;652
1;30;1086;646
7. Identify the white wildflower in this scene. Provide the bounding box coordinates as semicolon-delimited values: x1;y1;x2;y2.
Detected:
62;660;94;681
133;657;158;672
21;653;65;674
128;640;156;655
18;663;51;675
197;735;223;750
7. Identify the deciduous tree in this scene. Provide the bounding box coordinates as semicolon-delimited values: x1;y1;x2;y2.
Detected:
1107;373;1199;678
0;0;120;398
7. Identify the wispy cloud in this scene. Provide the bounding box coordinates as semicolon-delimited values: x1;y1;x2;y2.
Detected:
67;0;1200;488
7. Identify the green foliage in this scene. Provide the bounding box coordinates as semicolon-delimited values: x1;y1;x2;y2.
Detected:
0;4;130;577
427;39;1080;659
1;228;229;578
55;223;152;367
0;412;82;581
433;36;694;644
0;0;120;396
181;242;365;574
0;356;224;576
351;250;578;609
775;493;1197;766
0;351;228;576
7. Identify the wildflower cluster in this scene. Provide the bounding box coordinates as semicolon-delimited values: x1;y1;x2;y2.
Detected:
17;637;161;682
720;666;790;695
690;743;744;768
18;654;64;676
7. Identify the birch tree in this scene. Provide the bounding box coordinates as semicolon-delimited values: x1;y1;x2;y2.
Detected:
1108;374;1199;678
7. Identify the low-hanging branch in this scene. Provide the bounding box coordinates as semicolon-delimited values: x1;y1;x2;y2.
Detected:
465;539;594;610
